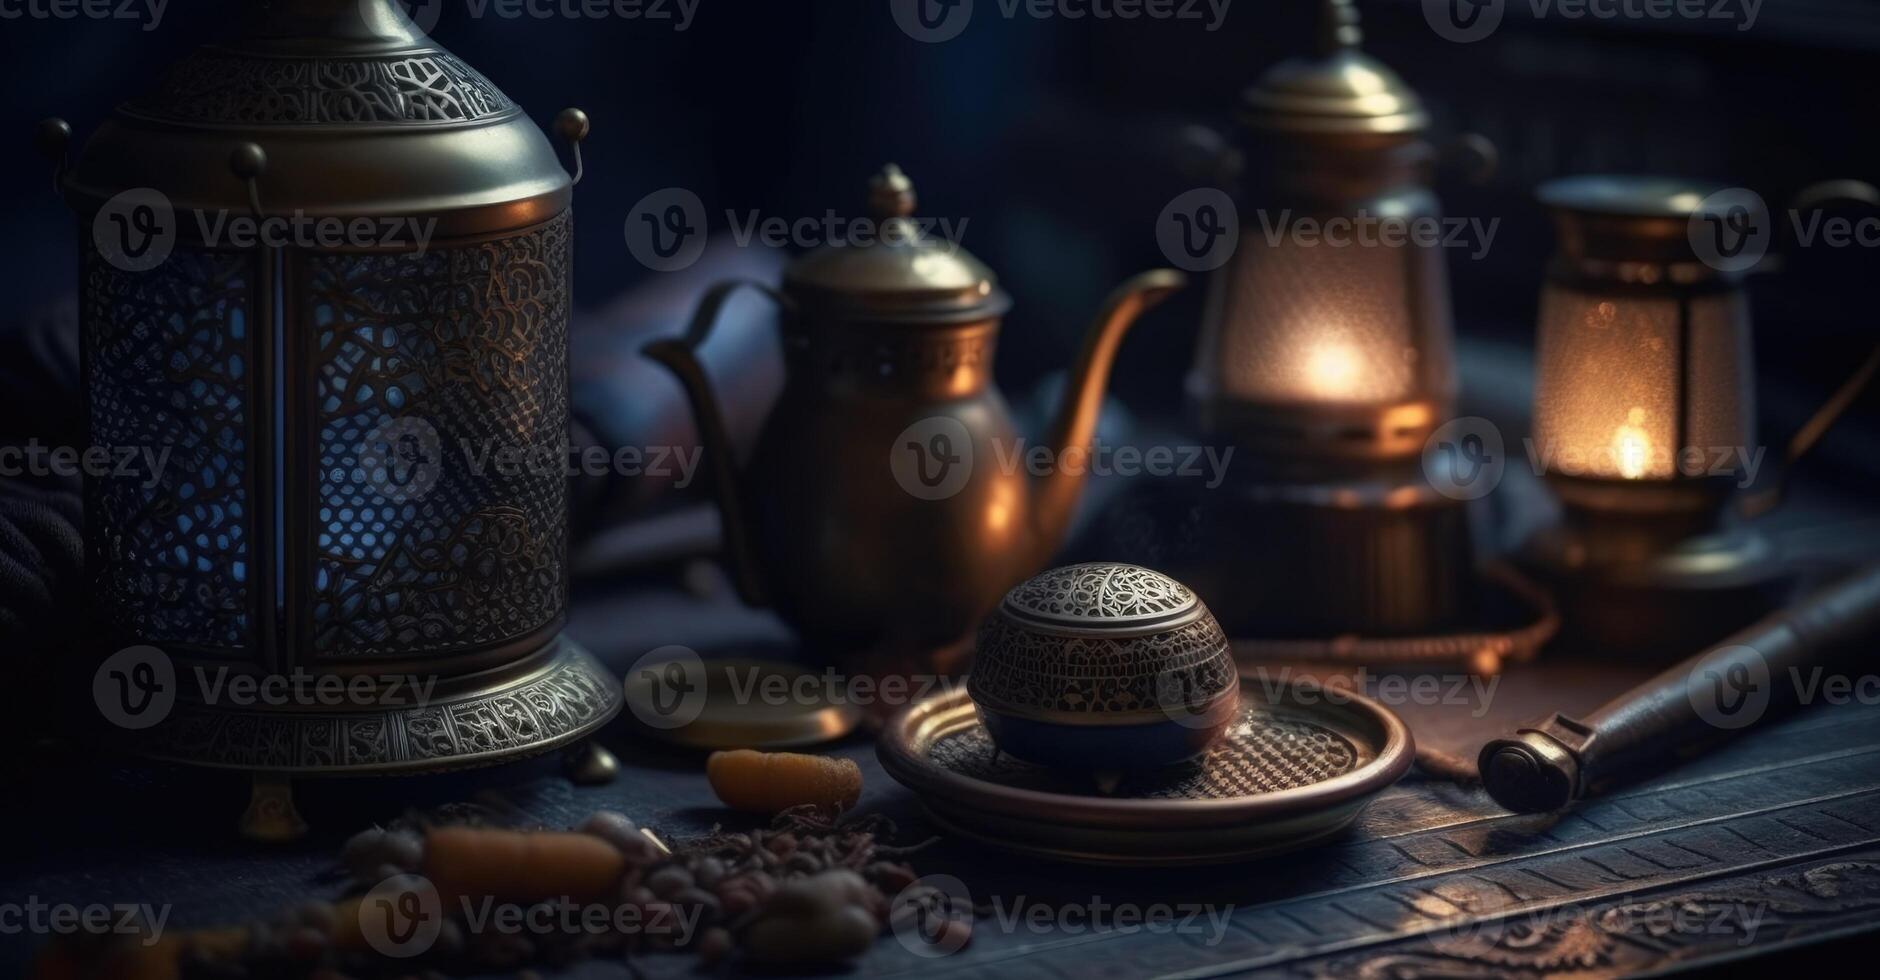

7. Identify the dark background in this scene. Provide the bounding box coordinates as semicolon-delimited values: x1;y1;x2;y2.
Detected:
4;0;1877;450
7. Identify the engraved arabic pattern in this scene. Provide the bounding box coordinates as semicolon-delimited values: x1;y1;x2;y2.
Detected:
1004;561;1197;624
308;213;569;658
142;641;619;769
972;613;1236;714
127;50;513;125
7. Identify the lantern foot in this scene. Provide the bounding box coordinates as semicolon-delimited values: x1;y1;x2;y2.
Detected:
240;774;308;843
564;740;620;786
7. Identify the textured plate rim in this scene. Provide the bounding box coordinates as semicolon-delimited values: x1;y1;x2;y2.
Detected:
877;675;1414;830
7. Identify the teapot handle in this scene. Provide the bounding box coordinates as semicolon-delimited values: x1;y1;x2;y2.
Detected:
641;280;790;607
1738;180;1880;518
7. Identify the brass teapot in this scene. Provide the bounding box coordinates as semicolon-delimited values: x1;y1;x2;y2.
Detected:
644;165;1184;655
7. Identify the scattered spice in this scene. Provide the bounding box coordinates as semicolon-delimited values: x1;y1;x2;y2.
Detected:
32;805;948;979
706;748;863;814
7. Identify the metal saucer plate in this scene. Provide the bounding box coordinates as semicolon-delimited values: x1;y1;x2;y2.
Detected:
878;676;1413;866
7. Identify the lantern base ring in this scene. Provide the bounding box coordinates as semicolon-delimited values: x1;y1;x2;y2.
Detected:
116;634;622;776
1517;521;1794;659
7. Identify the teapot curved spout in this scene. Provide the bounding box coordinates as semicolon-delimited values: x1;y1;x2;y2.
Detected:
1032;268;1187;554
641;280;788;607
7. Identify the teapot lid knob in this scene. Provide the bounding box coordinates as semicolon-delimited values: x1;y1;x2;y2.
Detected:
868;163;916;220
1318;0;1361;55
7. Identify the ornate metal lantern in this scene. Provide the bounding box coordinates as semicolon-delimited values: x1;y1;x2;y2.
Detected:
1179;0;1476;636
42;0;618;831
1520;175;1879;656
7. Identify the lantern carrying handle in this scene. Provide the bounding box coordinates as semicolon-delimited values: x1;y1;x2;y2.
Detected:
36;118;72;199
1739;179;1880;518
554;108;590;187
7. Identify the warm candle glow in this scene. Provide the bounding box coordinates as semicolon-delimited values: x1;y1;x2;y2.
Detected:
1612;407;1652;480
1305;342;1362;399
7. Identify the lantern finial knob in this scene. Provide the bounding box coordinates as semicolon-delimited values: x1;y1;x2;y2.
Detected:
1318;0;1362;55
868;163;916;220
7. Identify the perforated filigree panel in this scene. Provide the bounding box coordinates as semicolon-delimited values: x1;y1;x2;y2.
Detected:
306;214;569;659
83;245;255;652
972;613;1235;715
1001;561;1197;626
928;706;1360;799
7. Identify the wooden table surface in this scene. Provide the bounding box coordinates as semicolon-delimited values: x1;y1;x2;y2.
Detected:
6;558;1880;978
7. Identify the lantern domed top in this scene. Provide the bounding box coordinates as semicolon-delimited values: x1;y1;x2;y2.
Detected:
62;0;575;238
1237;0;1428;136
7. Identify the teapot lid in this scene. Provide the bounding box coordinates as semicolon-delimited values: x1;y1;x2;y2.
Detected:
1237;0;1427;136
783;164;1011;323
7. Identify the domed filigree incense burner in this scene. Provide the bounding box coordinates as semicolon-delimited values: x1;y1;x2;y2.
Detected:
969;563;1238;773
